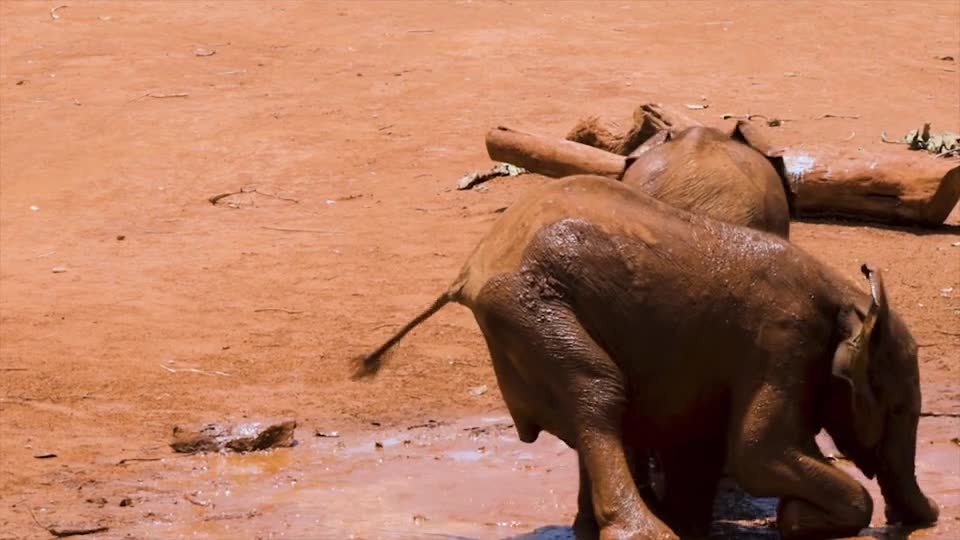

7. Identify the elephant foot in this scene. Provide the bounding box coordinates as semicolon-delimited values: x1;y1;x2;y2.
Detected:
885;495;939;526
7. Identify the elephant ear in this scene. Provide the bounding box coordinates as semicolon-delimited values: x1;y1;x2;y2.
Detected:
831;264;887;448
730;120;796;214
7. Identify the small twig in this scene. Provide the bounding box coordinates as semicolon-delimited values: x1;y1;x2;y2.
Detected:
719;113;791;126
934;330;960;337
1;367;28;371
208;190;243;204
146;92;189;99
260;226;341;234
880;131;908;144
27;506;108;537
209;188;298;205
843;131;856;141
117;456;165;465
920;411;960;418
27;506;44;530
159;365;231;377
253;308;304;314
406;29;434;33
184;493;212;507
814;113;859;120
50;5;67;20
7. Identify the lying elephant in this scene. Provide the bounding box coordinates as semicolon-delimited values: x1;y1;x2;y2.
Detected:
621;123;792;238
354;175;937;539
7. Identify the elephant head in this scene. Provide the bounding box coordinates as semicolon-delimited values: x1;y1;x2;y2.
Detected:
824;264;939;526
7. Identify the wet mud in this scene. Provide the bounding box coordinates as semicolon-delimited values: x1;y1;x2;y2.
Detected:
28;415;948;539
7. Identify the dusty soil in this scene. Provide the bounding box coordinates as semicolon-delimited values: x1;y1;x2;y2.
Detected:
1;1;958;538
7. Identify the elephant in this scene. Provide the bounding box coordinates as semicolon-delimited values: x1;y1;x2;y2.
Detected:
621;123;792;239
354;175;937;539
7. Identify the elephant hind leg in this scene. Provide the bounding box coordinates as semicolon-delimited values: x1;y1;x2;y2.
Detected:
474;276;677;540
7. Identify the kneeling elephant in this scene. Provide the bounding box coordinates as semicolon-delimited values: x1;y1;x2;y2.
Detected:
354;175;937;539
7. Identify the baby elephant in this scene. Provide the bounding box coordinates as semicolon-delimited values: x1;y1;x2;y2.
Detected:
355;175;936;539
622;123;792;238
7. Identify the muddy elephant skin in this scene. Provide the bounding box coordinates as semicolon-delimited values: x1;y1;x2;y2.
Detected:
621;125;791;239
354;175;936;540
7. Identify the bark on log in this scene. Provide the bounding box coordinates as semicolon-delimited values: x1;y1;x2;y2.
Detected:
783;146;959;226
485;126;626;179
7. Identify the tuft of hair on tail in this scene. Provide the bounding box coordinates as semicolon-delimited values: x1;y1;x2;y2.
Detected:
350;288;458;380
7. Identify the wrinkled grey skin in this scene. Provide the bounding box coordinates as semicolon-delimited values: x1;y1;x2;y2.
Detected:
622;125;791;239
355;176;937;540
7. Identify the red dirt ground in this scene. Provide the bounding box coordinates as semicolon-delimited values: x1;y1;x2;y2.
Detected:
1;1;957;538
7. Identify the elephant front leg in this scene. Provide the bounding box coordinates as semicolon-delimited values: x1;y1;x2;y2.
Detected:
729;392;873;539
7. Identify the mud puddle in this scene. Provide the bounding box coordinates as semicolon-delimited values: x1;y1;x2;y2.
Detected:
106;416;958;539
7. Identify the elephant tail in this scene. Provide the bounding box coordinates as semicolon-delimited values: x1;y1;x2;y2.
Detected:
351;284;462;380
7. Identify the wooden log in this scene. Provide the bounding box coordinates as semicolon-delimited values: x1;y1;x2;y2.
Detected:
485;123;960;227
485;126;626;179
783;146;959;226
